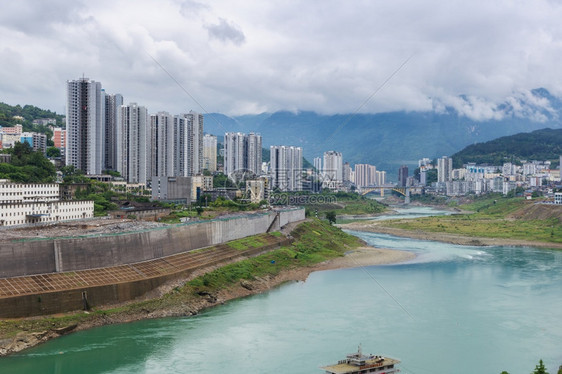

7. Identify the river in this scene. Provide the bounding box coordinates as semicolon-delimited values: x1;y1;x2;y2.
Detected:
1;207;561;374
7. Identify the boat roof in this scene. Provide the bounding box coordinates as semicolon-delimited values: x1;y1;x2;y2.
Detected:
321;355;400;374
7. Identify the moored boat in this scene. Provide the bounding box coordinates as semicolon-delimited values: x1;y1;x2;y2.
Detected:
321;345;400;374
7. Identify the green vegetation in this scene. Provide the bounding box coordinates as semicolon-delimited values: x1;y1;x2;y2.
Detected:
382;196;562;244
325;211;337;225
295;191;387;217
0;142;56;183
0;102;64;127
501;360;556;374
0;220;361;339
73;181;118;216
532;360;549;374
188;219;361;292
226;234;270;250
452;128;562;168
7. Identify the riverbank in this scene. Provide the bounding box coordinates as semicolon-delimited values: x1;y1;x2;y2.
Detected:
340;220;562;249
0;221;412;357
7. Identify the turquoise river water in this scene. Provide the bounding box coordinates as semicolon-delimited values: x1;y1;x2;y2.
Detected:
1;207;561;374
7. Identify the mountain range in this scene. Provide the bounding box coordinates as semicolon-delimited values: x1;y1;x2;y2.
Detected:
206;88;562;179
452;128;562;168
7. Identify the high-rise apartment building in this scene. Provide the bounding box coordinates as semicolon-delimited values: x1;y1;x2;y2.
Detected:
437;156;453;183
224;132;262;177
117;103;150;184
203;134;217;172
185;111;204;176
354;163;377;187
150;112;175;178
104;93;123;171
246;132;262;176
323;151;343;188
270;145;303;191
375;170;386;186
174;111;204;177
313;157;322;173
343;162;351;183
66;78;105;174
398;165;409;187
224;132;245;177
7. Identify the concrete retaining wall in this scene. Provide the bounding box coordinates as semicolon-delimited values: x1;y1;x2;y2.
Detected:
0;238;292;318
0;208;304;278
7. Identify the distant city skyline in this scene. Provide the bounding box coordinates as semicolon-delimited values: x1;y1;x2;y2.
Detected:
3;1;562;119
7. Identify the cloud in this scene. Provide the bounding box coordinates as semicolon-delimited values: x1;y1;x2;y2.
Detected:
179;0;210;17
2;0;562;119
205;18;245;45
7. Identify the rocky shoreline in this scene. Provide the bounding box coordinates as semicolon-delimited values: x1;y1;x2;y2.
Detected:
0;244;413;357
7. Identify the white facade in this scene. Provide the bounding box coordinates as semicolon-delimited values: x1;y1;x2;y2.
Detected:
224;132;262;177
117;103;150;184
555;192;562;205
323;151;343;188
246;132;262;176
184;111;204;176
224;132;245;177
437;156;453;183
203;134;217;172
0;200;94;226
270;145;303;191
0;182;59;203
66;78;105;175
0;133;21;148
150;112;175;178
0;182;93;226
355;164;377;187
174;112;204;177
313;157;322;173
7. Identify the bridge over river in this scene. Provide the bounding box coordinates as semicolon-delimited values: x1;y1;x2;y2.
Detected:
358;185;424;203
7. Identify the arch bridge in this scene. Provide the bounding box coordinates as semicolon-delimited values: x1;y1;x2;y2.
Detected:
359;185;411;203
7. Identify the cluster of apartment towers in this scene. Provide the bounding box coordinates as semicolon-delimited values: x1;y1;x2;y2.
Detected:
66;78;307;194
66;78;208;185
66;77;386;194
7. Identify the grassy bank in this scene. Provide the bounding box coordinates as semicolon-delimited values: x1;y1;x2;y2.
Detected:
382;197;562;244
0;219;361;342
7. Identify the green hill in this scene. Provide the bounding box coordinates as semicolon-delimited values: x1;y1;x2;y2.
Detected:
0;102;64;127
451;128;562;168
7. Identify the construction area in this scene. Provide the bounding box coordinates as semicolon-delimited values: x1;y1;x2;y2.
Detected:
0;208;305;318
0;233;291;318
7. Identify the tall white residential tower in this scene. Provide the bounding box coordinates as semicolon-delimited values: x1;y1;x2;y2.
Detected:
66;78;105;174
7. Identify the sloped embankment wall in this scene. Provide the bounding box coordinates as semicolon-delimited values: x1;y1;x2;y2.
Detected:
0;209;304;278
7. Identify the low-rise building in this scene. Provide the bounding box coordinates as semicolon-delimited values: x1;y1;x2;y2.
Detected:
0;181;94;226
21;132;47;153
152;176;192;205
191;175;213;201
246;177;270;204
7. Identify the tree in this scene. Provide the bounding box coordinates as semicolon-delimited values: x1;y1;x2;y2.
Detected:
325;211;336;225
500;371;510;374
46;147;61;158
532;359;549;374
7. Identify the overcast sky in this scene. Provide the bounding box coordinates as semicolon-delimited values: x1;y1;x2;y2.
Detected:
2;0;562;118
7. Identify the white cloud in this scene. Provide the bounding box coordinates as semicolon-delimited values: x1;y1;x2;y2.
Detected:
2;0;562;118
